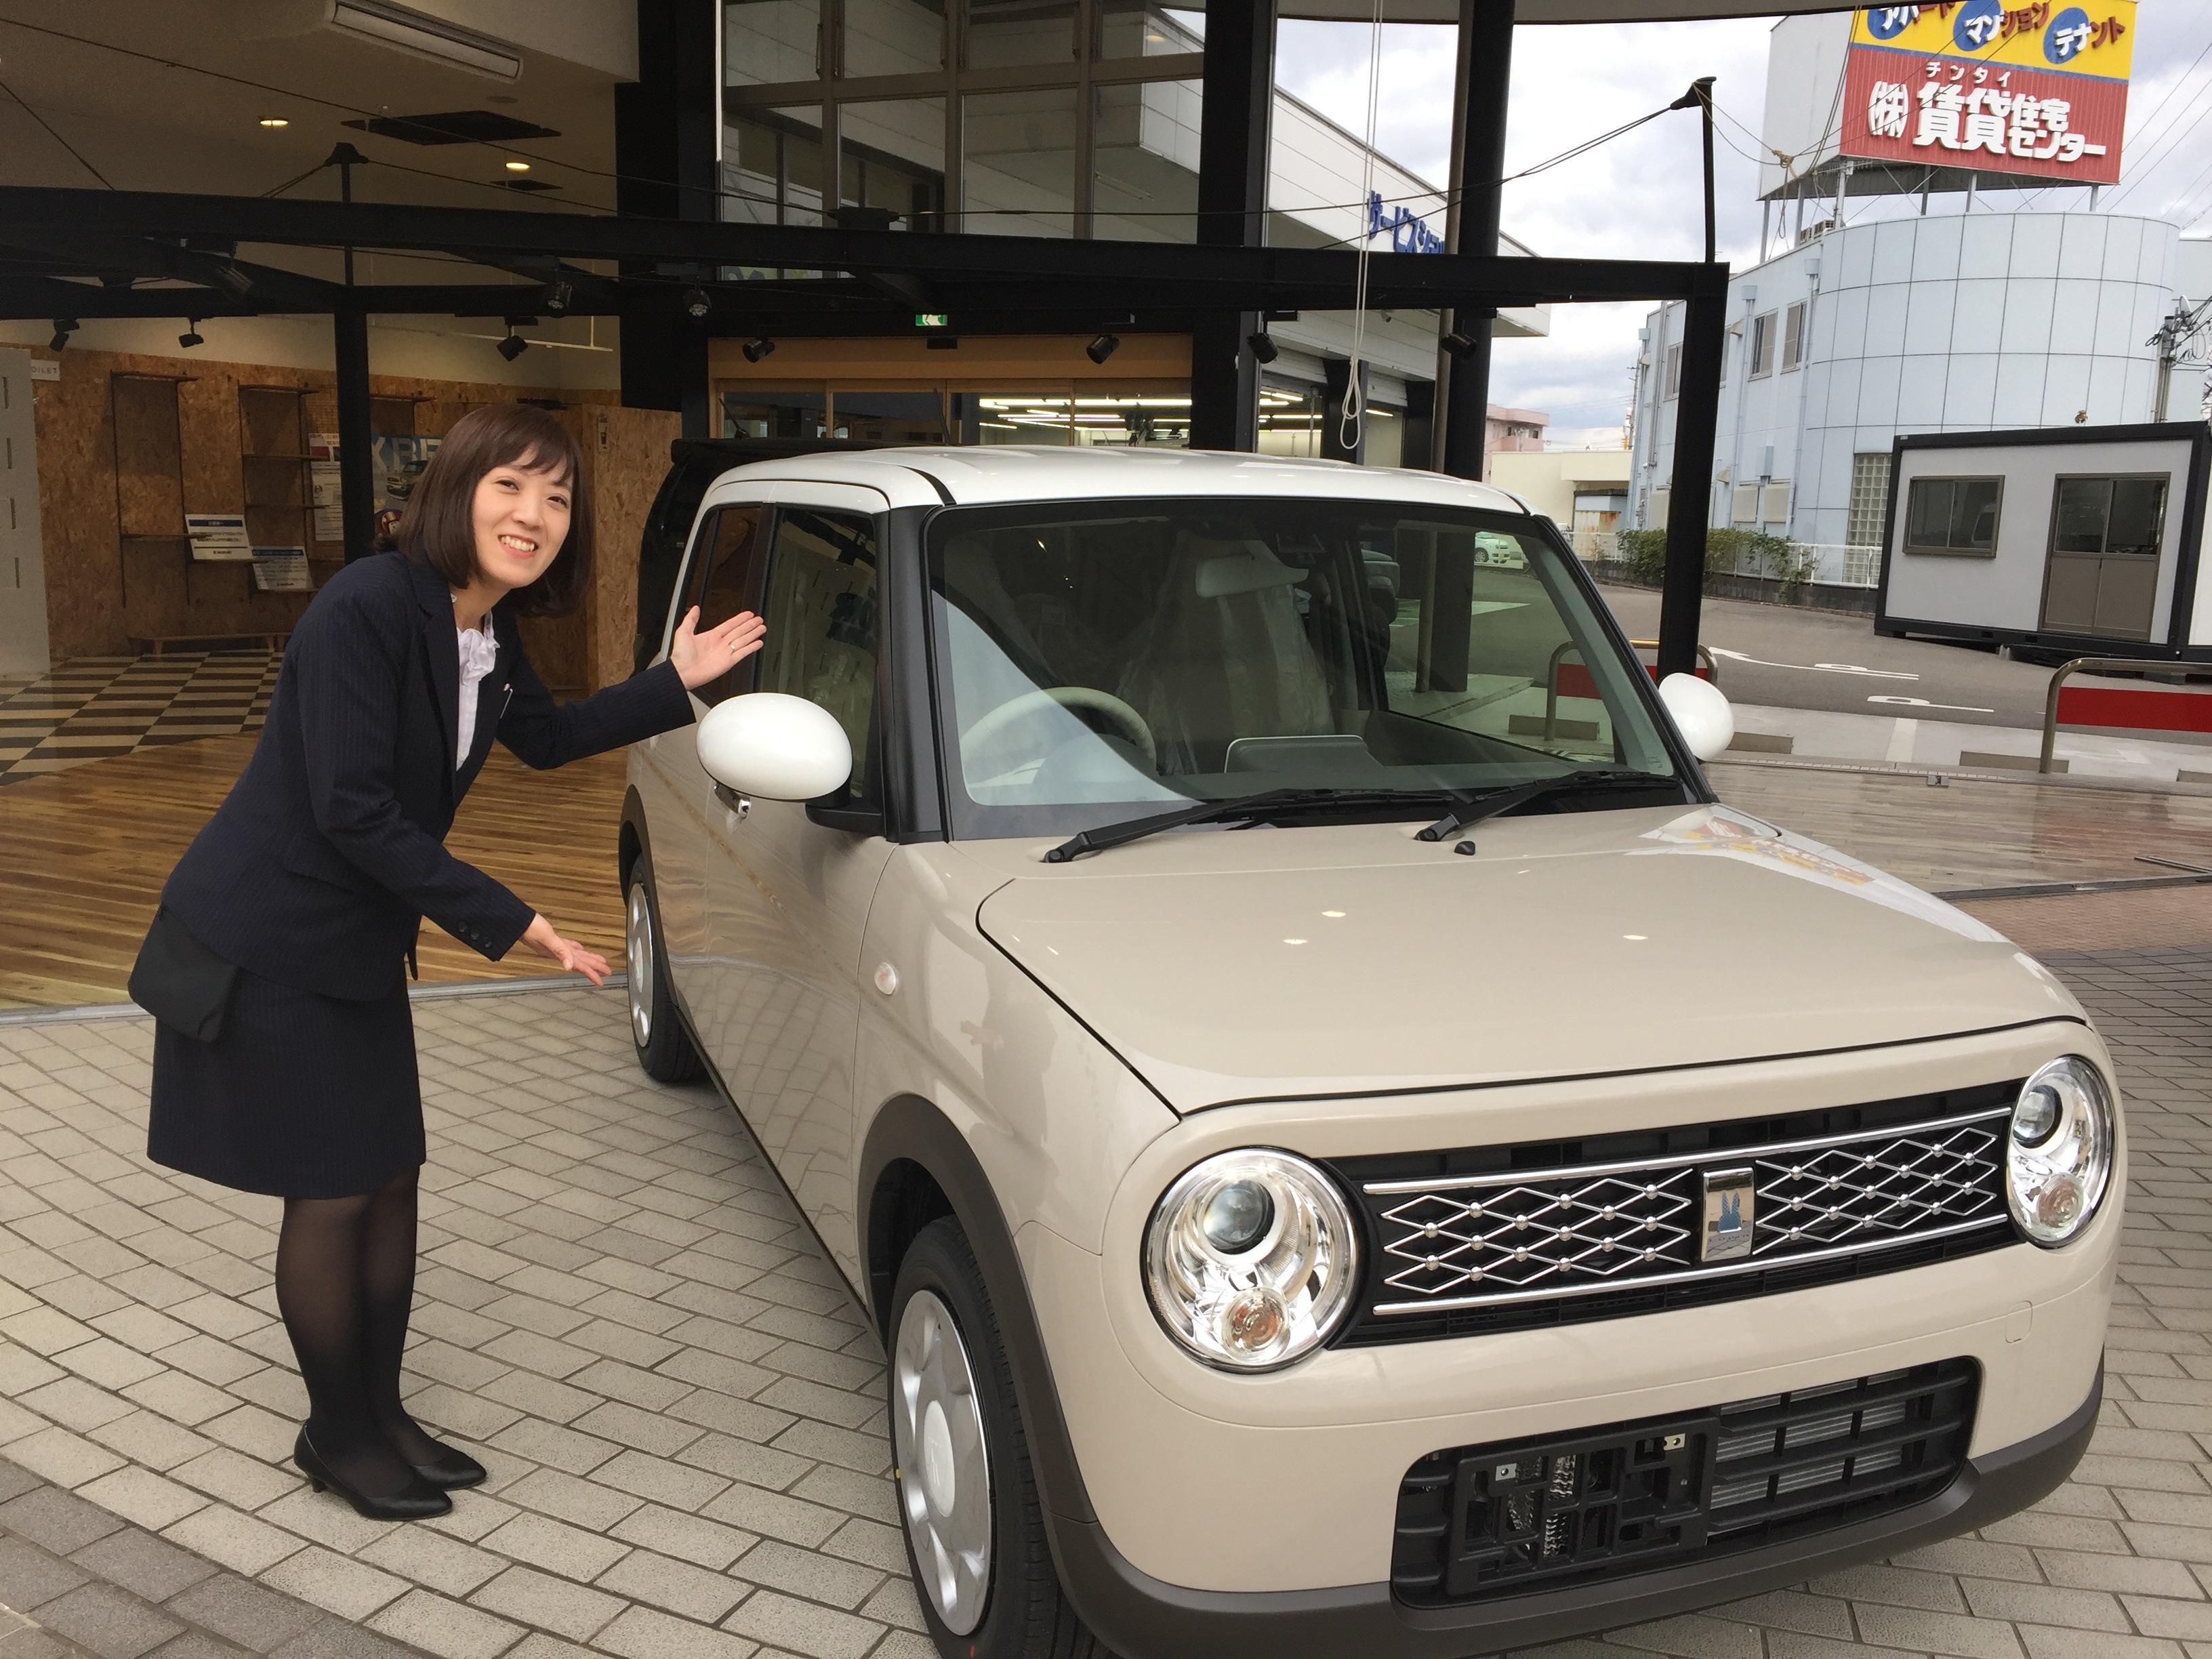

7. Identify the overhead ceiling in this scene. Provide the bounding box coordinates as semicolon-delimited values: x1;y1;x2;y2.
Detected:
0;2;624;213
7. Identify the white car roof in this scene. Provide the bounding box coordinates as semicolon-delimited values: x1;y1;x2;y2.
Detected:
706;445;1538;516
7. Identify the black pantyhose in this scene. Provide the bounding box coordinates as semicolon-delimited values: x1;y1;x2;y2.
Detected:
274;1168;450;1500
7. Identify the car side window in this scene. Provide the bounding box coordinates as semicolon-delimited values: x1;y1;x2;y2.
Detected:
679;505;765;708
756;507;880;805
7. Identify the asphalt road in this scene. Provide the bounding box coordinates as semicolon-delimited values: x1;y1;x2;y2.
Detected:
1596;585;2209;737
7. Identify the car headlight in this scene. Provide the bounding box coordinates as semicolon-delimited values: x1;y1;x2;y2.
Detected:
2007;1056;2115;1246
1144;1149;1359;1370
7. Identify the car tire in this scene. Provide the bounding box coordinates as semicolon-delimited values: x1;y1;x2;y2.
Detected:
625;853;702;1084
889;1217;1110;1659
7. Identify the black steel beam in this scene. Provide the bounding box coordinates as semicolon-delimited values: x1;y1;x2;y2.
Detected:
1439;0;1513;478
1191;0;1274;450
333;308;375;563
0;188;1718;310
1655;264;1729;681
617;0;719;434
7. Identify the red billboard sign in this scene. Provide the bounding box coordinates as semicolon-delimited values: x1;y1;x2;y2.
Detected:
1839;3;2132;187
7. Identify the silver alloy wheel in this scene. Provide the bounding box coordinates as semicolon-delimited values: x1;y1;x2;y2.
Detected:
626;882;654;1048
893;1289;992;1635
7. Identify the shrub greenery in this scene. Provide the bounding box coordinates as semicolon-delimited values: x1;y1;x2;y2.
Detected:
1615;527;1819;600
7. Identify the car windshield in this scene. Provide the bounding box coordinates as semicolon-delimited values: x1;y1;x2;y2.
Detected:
926;497;1681;840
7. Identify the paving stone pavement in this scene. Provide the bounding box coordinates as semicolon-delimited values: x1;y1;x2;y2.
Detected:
0;953;2203;1659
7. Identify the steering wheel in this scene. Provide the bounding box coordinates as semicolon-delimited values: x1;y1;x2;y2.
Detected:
962;686;1158;770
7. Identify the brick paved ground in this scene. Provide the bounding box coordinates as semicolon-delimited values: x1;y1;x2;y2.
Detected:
0;951;2203;1659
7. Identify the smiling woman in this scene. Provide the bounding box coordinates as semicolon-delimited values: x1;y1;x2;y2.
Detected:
131;403;766;1527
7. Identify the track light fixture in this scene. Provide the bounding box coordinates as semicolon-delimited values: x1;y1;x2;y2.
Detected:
496;331;528;363
49;319;77;352
178;319;205;349
1246;329;1278;364
542;279;573;314
684;287;712;320
213;262;254;297
1440;330;1478;359
742;336;775;364
1086;332;1121;365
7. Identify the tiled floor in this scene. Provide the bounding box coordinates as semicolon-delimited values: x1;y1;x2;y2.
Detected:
0;958;2203;1659
0;657;280;785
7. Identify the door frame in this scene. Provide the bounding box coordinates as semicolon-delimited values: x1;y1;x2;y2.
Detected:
2037;470;2173;641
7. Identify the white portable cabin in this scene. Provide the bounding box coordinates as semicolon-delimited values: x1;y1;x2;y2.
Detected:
1875;423;2212;663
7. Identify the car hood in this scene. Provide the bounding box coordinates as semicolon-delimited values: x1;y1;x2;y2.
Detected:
966;803;2083;1113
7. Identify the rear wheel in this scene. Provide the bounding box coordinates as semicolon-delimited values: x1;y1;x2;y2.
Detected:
889;1218;1110;1659
626;853;702;1083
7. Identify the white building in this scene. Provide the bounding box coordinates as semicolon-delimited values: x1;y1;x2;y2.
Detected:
1629;211;2212;587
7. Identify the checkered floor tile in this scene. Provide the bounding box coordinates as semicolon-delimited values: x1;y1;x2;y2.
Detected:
0;653;281;784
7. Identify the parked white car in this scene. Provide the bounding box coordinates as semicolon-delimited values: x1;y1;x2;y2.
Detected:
618;446;2117;1659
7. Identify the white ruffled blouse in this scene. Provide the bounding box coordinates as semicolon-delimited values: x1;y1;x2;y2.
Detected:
455;615;499;769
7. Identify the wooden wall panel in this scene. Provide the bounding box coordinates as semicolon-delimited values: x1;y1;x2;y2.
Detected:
33;344;625;660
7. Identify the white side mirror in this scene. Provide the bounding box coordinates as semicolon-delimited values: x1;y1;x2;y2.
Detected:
696;693;853;801
1658;672;1735;762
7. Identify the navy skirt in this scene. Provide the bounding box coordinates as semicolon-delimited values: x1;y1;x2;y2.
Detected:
148;968;422;1200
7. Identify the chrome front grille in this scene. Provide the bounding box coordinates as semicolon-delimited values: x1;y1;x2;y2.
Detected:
1331;1084;2022;1345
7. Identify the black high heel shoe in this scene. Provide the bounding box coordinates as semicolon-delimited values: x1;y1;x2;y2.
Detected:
294;1430;451;1520
407;1440;487;1490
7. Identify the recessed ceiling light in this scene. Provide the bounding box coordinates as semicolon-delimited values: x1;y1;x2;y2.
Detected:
504;159;530;172
260;117;289;128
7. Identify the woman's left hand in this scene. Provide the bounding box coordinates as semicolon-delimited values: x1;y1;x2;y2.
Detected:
670;606;767;691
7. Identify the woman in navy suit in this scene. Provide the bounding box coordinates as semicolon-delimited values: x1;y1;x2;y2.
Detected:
144;404;762;1519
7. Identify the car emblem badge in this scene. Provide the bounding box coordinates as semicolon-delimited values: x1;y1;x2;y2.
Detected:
1700;1168;1755;1263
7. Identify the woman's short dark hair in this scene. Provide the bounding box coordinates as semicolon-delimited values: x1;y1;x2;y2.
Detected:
388;405;590;617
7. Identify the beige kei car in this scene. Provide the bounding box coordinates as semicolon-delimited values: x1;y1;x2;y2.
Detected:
616;445;2118;1659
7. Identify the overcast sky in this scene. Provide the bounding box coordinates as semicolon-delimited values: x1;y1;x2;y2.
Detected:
1274;5;2212;449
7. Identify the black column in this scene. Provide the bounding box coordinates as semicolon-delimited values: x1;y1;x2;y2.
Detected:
334;307;375;562
1190;0;1274;452
1656;266;1729;680
618;0;720;436
1320;359;1368;463
1439;0;1513;479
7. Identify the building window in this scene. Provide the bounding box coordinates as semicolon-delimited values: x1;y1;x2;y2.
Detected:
2052;476;2169;558
1748;311;1775;380
726;0;1206;241
1781;301;1805;372
1846;452;1891;548
1664;344;1681;399
1903;476;2003;556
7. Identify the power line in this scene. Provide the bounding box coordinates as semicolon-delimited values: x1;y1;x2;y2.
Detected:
2099;28;2212;210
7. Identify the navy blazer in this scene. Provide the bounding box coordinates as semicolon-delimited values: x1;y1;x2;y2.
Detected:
162;550;693;1000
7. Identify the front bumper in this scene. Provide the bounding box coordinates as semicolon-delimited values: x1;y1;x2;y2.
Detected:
1048;1366;2100;1659
1015;1019;2119;1656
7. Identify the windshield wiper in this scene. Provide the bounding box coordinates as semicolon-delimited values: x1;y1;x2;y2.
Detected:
1045;787;1439;863
1414;769;1677;844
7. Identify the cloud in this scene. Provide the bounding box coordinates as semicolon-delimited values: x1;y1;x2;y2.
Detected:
1275;5;2212;441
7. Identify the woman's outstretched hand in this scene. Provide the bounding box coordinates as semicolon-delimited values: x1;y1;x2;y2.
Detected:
523;914;610;986
670;606;767;691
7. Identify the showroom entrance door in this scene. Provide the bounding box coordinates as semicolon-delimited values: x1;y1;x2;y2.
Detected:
711;332;1195;449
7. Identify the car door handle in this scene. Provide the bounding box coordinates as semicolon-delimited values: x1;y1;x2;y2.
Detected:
712;781;752;819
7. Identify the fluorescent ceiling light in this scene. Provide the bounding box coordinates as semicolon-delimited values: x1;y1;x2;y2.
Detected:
329;1;523;80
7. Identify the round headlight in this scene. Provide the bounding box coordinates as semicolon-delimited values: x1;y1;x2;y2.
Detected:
2006;1056;2114;1247
1144;1149;1358;1371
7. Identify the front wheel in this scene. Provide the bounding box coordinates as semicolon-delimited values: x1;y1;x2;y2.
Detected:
889;1218;1110;1659
625;853;701;1083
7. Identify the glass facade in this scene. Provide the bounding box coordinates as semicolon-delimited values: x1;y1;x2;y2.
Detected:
723;0;1204;237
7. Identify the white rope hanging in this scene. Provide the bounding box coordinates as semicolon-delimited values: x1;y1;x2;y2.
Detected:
1338;0;1388;455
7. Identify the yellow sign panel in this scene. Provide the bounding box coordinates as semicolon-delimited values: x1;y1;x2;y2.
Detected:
1849;1;2135;81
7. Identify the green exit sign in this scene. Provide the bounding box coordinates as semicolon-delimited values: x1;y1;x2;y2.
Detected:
914;312;950;329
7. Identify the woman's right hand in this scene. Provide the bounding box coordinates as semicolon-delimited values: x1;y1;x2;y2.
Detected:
522;914;610;986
